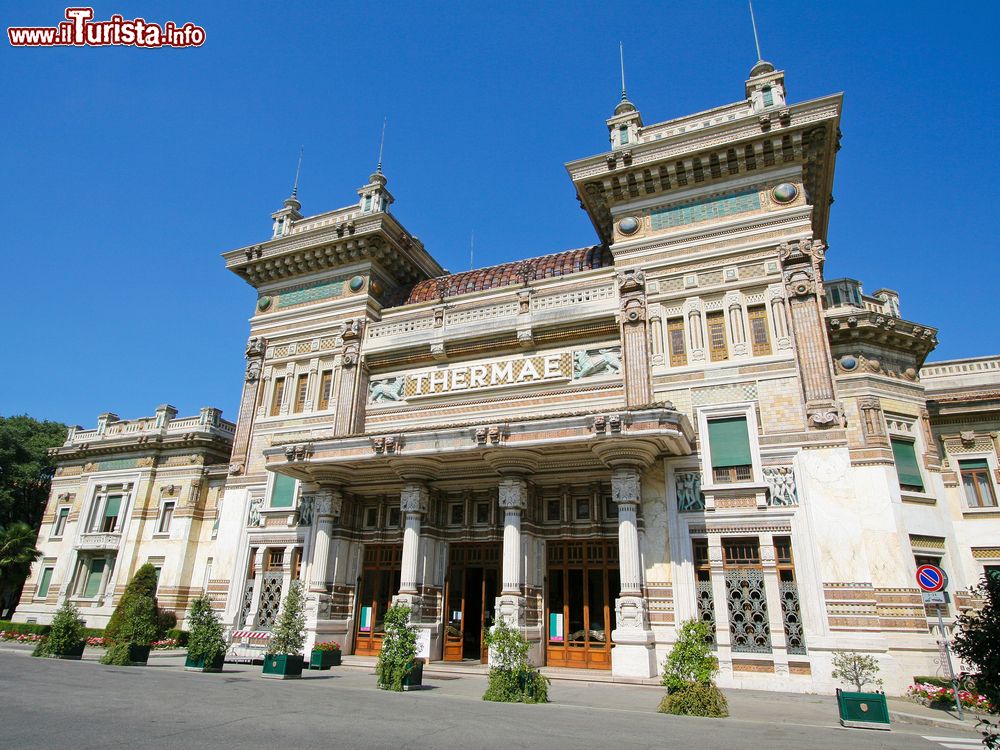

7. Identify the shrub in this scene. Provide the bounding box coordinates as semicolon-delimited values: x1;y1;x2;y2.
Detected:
186;595;226;666
375;604;417;691
104;564;159;642
659;682;729;717
32;638;51;657
268;581;305;656
99;595;159;665
661;620;718;693
165;628;189;647
0;621;50;636
45;602;86;656
482;619;549;704
912;675;952;689
831;651;883;692
952;572;1000;712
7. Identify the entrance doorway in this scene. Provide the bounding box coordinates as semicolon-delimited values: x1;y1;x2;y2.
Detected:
443;544;500;662
545;539;619;669
354;544;402;656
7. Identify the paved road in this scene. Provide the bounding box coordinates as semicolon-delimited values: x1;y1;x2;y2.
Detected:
0;653;983;749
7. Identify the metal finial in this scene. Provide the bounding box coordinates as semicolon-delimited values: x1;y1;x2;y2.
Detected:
292;146;303;197
376;117;387;174
619;41;627;101
470;230;475;271
749;0;763;62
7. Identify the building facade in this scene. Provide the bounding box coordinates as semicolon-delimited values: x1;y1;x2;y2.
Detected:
16;60;1000;694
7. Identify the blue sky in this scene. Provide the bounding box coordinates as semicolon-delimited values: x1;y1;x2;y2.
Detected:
2;0;997;427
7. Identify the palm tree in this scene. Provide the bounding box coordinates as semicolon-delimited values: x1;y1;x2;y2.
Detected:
0;522;41;618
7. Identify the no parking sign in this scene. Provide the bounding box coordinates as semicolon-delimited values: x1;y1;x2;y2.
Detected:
916;564;945;592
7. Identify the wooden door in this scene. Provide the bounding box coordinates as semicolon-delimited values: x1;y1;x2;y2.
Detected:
353;544;401;656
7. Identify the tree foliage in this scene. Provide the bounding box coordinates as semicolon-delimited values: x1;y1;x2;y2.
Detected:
186;594;226;666
0;415;66;529
482;619;548;703
375;604;417;691
268;581;305;656
0;522;41;616
105;564;160;642
952;572;1000;711
831;651;883;692
661;619;719;693
99;595;159;665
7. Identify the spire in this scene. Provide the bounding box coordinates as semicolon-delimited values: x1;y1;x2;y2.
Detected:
747;1;776;77
613;42;638;116
284;146;303;211
376;116;387;175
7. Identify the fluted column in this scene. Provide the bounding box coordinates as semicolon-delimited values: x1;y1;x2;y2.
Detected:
613;468;643;595
499;477;527;596
308;489;342;593
398;482;428;596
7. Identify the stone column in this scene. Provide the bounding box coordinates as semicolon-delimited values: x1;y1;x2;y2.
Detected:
246;547;266;627
308;488;343;594
395;482;428;618
610;467;657;677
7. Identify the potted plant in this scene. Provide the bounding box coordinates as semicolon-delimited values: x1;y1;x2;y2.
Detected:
262;581;306;679
309;640;342;670
482;619;548;703
657;620;728;717
832;650;890;730
184;595;227;672
32;601;87;660
375;604;422;691
99;594;159;666
104;564;159;642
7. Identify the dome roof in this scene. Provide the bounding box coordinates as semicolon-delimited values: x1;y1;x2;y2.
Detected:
749;59;775;77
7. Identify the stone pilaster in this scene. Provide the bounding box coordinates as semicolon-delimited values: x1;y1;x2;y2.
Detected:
333;319;364;437
229;336;265;476
858;396;889;447
617;269;653;406
778;239;843;429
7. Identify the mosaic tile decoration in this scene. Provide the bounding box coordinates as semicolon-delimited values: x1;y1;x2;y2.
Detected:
276;278;346;309
691;382;759;406
650;189;761;231
98;458;139;471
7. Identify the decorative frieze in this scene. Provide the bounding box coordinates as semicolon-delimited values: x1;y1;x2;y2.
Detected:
762;466;798;506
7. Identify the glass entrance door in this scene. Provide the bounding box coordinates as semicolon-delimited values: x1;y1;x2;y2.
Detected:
443;544;499;662
545;539;619;669
354;544;402;656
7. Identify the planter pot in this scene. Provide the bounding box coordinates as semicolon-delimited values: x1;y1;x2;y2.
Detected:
53;642;86;660
309;649;342;670
127;644;151;666
185;652;225;672
402;660;423;691
262;653;304;680
836;689;890;730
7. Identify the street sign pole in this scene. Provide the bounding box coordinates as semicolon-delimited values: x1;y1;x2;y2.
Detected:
936;605;963;721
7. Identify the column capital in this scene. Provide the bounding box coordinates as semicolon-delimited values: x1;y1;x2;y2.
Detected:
400;482;429;514
314;488;343;519
611;467;641;505
498;476;528;510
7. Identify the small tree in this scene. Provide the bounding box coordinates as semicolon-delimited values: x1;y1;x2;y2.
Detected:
482;619;548;703
658;619;728;717
268;581;305;656
375;604;417;691
831;650;883;692
661;620;718;693
952;572;1000;711
100;594;159;665
105;564;160;642
186;595;226;666
42;601;86;656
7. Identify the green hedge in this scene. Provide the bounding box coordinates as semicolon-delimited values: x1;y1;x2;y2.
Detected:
0;621;51;635
165;628;189;646
913;676;953;689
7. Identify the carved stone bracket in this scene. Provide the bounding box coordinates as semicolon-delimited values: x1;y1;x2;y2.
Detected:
283;443;314;461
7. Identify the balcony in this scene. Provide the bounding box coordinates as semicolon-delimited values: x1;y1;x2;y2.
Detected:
76;532;122;551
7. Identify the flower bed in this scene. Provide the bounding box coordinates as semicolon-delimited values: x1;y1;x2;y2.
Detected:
0;630;45;643
87;636;108;647
150;638;180;650
907;682;994;712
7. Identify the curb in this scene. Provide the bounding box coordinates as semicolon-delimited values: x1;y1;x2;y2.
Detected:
889;708;975;731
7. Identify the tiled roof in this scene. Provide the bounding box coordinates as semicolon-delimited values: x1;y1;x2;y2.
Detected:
404;245;612;305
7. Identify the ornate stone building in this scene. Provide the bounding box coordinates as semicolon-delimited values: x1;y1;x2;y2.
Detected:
16;59;1000;693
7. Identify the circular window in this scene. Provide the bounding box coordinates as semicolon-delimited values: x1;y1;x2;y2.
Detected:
617;216;640;235
772;183;798;203
257;296;272;311
839;355;858;371
349;275;365;292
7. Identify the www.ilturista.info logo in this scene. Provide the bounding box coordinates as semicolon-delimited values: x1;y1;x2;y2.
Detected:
8;7;205;48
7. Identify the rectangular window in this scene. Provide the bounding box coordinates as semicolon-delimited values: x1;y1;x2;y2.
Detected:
53;507;69;537
157;501;175;534
270;473;296;509
605;495;618;520
266;549;285;571
101;495;122;532
723;537;761;568
708;417;753;483
546;499;561;522
270;377;286;416
960;459;997;508
450;503;464;526
619;125;629;145
762;87;774;107
706;311;728;361
575;497;590;521
747;305;772;356
365;507;378;528
291;548;302;579
292;373;309;414
37;567;54;598
83;559;106;598
667;318;687;367
388;507;401;527
891;437;924;492
153;567;162;590
475;502;490;525
318;370;334;411
693;539;711;582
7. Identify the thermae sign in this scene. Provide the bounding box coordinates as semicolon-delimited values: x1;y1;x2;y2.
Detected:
368;347;622;404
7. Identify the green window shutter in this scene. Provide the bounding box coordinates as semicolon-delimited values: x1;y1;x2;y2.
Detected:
619;126;629;145
38;568;53;598
270;473;296;509
83;559;106;598
104;495;122;518
763;87;774;106
891;438;924;490
960;459;989;470
708;417;752;468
